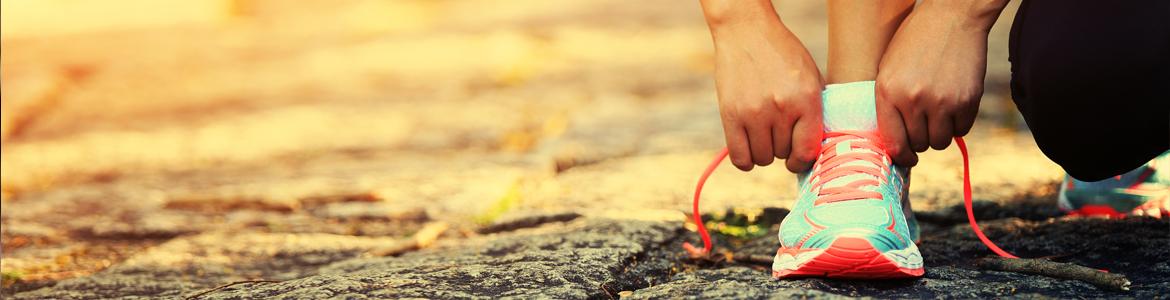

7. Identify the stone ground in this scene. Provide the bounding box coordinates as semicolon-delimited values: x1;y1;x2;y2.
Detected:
2;0;1167;299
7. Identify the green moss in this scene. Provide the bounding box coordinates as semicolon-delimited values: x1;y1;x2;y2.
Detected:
2;270;24;287
698;207;786;240
473;181;523;225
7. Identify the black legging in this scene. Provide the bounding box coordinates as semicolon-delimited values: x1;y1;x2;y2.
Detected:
1008;0;1170;181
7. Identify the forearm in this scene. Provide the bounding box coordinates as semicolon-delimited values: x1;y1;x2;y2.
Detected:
699;0;786;38
875;0;1012;159
698;0;825;172
913;0;1011;34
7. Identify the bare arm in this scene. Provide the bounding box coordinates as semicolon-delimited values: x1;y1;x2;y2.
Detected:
699;0;824;172
876;0;1011;166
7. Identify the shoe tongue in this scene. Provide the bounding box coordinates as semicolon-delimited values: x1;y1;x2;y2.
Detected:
817;81;883;195
821;81;878;132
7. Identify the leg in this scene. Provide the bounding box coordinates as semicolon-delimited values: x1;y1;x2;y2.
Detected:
826;0;918;239
1009;0;1170;181
1011;0;1170;217
827;0;914;83
772;1;925;280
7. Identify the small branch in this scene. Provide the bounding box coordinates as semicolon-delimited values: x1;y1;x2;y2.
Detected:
367;240;419;257
682;246;773;268
731;254;773;266
185;280;282;299
369;221;448;257
477;213;581;234
977;257;1131;291
413;222;449;248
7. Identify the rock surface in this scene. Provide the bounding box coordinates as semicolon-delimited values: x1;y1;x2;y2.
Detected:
14;215;1169;299
12;231;401;299
4;0;1166;299
195;220;681;299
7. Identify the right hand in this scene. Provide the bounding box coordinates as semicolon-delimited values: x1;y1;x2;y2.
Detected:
709;20;825;172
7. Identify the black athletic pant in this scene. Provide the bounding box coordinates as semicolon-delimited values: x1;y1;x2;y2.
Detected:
1009;0;1170;181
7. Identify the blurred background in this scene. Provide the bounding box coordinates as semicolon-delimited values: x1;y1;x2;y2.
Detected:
1;0;1061;293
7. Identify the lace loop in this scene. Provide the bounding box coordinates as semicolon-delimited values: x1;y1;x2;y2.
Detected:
808;131;891;205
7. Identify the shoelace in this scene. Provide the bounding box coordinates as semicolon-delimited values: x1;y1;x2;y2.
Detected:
684;136;1019;259
808;131;889;205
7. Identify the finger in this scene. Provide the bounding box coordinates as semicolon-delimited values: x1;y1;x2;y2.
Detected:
786;113;823;173
928;112;954;150
906;111;930;153
875;96;918;167
746;121;775;167
772;117;794;160
722;119;754;171
953;102;978;137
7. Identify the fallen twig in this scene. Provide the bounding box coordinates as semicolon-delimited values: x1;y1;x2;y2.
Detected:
977;257;1131;291
682;245;773;268
369;221;448;257
681;242;707;259
731;253;773;266
185;280;282;299
477;212;582;234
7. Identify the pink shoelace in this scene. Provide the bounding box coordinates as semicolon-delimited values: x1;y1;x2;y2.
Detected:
808;131;890;205
683;136;1019;259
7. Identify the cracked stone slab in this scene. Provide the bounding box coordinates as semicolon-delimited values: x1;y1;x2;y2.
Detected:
652;217;1170;299
11;231;402;299
629;264;1165;299
186;219;682;299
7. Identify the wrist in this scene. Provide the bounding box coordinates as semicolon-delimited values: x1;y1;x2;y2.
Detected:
700;0;782;32
916;0;1009;33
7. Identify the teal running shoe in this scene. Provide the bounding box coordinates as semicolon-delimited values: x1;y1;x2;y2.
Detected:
772;81;923;279
1059;150;1169;218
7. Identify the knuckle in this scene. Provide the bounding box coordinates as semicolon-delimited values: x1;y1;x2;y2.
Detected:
797;84;822;100
886;143;907;158
926;90;950;102
876;80;903;99
875;78;892;92
930;139;951;150
744;102;772;119
777;107;801;121
774;152;789;160
955;124;973;136
791;149;818;165
884;140;902;152
903;154;920;167
911;142;929;153
732;159;753;171
891;147;919;165
773;145;792;160
769;97;791;111
772;87;820;110
939;102;959;115
786;157;813;173
905;84;926;101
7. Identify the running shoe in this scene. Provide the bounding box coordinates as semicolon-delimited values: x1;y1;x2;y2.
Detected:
772;81;923;279
1059;150;1170;218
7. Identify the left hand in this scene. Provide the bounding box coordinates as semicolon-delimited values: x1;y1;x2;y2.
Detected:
875;1;1001;167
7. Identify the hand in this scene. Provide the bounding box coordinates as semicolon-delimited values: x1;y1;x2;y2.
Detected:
875;1;1001;167
708;16;825;172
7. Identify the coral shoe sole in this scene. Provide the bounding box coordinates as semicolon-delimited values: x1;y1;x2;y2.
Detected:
772;236;924;279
